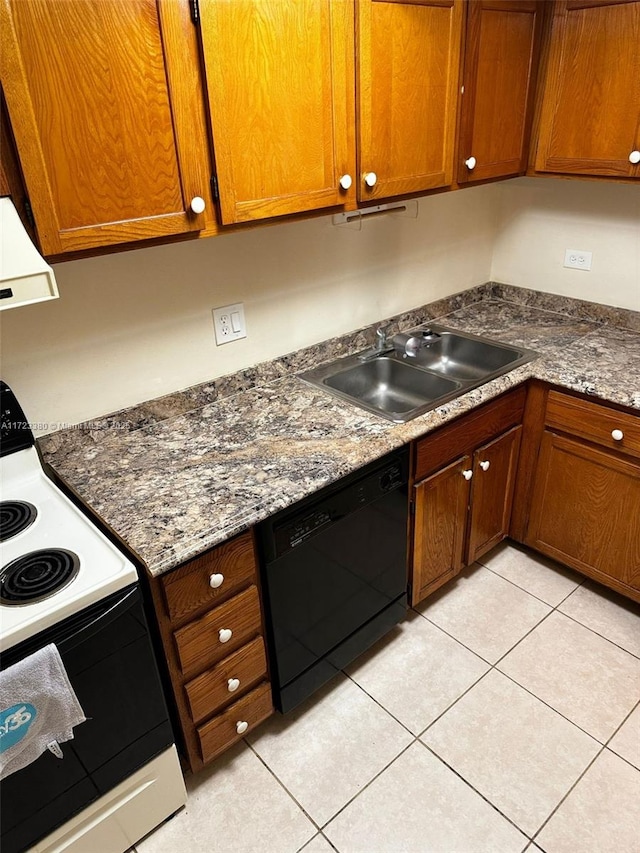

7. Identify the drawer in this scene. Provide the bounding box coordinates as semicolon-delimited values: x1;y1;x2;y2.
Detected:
414;386;526;481
174;585;262;678
546;391;640;460
184;637;268;724
162;531;257;623
198;681;273;764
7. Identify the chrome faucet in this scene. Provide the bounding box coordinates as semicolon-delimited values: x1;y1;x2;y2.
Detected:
375;323;391;351
358;323;394;361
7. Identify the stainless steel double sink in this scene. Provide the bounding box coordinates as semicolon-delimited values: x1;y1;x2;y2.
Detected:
299;324;537;422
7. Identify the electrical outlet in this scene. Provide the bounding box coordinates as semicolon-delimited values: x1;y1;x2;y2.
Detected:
564;249;592;271
213;303;246;345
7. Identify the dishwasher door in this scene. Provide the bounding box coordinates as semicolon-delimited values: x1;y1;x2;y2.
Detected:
257;448;409;713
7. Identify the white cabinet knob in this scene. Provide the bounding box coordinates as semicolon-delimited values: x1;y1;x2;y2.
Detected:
462;469;473;481
363;171;377;188
236;721;248;735
218;628;233;644
611;429;624;441
629;150;640;165
190;196;206;214
339;174;352;190
479;460;490;471
209;573;224;589
465;156;477;170
227;678;240;693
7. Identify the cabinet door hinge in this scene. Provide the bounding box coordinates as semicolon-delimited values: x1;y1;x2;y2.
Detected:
23;197;36;230
189;0;199;25
409;500;415;517
210;174;219;201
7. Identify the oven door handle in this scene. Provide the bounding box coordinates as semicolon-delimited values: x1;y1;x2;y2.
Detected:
58;586;140;653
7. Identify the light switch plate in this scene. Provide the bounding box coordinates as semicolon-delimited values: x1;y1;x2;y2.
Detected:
213;303;246;345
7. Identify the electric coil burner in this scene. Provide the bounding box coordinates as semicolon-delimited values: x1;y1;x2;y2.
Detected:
0;548;80;604
0;380;186;853
0;501;37;541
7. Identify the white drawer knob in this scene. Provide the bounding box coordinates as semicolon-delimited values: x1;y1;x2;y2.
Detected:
236;721;248;735
228;678;240;692
611;429;624;441
219;628;233;644
190;196;206;214
339;174;352;190
462;469;473;481
209;573;224;589
465;156;477;170
479;460;490;471
363;171;377;188
629;150;640;165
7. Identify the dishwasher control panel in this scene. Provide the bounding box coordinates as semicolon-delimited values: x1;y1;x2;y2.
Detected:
267;450;409;559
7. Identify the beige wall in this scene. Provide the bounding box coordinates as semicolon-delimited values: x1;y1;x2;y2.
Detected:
492;177;640;311
0;184;499;432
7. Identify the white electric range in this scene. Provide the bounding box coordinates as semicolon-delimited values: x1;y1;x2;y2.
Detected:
0;381;186;853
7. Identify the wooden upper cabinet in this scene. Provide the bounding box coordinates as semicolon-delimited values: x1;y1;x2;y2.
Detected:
357;0;464;201
457;1;543;184
0;0;212;255
533;0;640;178
198;0;356;225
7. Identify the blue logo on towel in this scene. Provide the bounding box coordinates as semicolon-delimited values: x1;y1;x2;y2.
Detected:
0;704;37;753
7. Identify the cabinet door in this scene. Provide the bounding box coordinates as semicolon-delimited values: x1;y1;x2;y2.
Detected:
467;425;522;563
526;431;640;595
199;0;356;224
0;0;211;254
357;0;464;201
411;455;471;606
457;1;542;184
534;0;640;178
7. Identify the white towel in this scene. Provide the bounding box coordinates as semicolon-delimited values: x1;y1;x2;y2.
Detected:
0;643;86;779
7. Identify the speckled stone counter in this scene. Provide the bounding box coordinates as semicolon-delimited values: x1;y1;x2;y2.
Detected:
39;284;640;577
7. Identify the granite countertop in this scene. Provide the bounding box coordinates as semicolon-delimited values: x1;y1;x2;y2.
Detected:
39;284;640;577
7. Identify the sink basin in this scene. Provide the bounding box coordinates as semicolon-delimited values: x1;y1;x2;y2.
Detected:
408;330;524;381
299;324;537;422
324;357;460;418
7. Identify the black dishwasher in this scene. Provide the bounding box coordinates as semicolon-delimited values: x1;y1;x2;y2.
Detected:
257;447;409;713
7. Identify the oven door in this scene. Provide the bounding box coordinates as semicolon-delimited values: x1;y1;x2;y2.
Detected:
0;584;174;853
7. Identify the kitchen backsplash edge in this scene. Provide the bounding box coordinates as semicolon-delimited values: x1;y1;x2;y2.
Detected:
37;281;639;457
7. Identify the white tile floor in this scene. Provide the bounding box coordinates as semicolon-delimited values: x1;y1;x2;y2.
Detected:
136;543;640;853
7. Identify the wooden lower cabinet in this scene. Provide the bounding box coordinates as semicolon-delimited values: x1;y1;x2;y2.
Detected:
525;410;640;601
147;531;273;773
410;388;526;606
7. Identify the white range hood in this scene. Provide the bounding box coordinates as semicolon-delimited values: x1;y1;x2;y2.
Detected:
0;196;58;311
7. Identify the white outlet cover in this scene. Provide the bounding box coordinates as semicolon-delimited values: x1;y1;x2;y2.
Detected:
213;302;246;345
563;249;592;271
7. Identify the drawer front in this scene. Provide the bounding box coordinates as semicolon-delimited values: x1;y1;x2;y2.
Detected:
546;391;640;460
174;585;262;678
162;531;257;623
184;637;268;724
198;682;273;764
414;386;526;481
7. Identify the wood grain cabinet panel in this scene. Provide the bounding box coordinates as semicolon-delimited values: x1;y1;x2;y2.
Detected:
526;431;640;596
0;0;212;254
357;0;464;201
545;391;640;460
412;455;471;605
198;682;273;764
185;637;268;724
467;425;522;563
457;0;543;183
174;585;263;678
198;0;356;224
410;388;527;606
161;531;257;623
533;0;640;178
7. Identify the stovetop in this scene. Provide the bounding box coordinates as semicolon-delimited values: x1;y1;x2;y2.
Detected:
1;431;137;651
